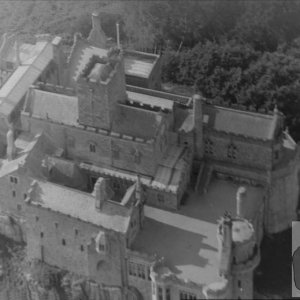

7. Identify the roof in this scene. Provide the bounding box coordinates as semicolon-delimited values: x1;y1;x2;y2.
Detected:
28;89;78;126
131;178;264;286
203;105;277;140
29;180;131;233
127;91;174;111
124;51;158;79
0;40;53;117
152;146;188;192
113;104;164;139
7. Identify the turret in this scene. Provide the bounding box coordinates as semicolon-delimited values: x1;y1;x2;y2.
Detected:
193;94;204;160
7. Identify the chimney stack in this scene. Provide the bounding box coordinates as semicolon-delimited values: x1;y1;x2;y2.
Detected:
6;124;16;161
236;186;247;219
94;177;108;210
193;93;204;160
116;22;120;49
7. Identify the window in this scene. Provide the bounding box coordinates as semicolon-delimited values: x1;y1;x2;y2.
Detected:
62;239;66;246
89;143;96;153
158;287;163;300
55;222;58;229
238;280;242;289
227;143;237;159
274;150;279;160
17;204;22;211
80;245;84;252
75;229;79;236
166;288;171;300
23;193;27;200
147;266;151;280
205;139;213;155
36;216;39;222
10;176;18;184
99;243;105;252
137;264;145;279
12;191;16;197
179;291;197;300
129;262;137;276
40;232;44;238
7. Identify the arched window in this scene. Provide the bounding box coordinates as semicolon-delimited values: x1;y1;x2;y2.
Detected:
227;143;237;159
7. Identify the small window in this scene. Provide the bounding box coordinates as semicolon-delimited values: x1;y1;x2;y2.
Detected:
89;143;96;153
158;287;163;300
238;280;242;289
62;239;66;246
40;232;44;238
67;136;75;148
274;150;279;160
166;288;171;300
80;245;84;252
147;266;151;280
14;177;18;184
12;191;16;197
23;193;27;200
10;176;18;184
17;204;22;211
227;143;237;159
55;222;58;229
75;229;79;236
36;216;39;222
205;139;213;155
10;176;14;183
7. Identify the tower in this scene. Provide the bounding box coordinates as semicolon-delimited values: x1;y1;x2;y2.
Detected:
192;94;204;160
76;47;127;130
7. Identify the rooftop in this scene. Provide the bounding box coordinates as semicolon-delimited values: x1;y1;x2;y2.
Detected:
124;50;159;79
132;178;264;286
0;39;53;117
28;179;132;233
203;105;277;140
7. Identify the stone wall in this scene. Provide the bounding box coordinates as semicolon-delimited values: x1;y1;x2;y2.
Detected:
21;114;158;176
25;203;126;286
204;130;273;171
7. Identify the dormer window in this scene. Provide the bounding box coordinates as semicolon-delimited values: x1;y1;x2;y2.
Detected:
205;139;213;155
89;142;96;153
227;143;237;159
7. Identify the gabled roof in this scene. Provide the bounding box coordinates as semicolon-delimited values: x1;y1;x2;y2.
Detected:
28;180;132;233
203;105;277;140
0;39;53;117
27;89;78;126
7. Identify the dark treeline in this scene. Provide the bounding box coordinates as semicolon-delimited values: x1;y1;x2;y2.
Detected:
112;1;300;141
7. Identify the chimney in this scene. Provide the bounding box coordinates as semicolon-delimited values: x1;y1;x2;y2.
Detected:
236;186;247;219
193;93;204;160
87;11;107;48
94;177;108;210
91;11;101;31
6;124;16;161
116;22;120;49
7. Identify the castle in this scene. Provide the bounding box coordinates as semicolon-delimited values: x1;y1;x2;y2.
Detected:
0;12;298;300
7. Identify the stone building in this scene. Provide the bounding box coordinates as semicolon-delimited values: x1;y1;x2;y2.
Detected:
0;11;298;300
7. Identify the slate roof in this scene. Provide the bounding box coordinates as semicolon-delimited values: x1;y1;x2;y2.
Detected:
203;105;277;140
27;89;78;126
0;40;53;117
113;104;164;139
29;180;132;233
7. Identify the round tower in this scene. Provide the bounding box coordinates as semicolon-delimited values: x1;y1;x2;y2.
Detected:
231;218;260;299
